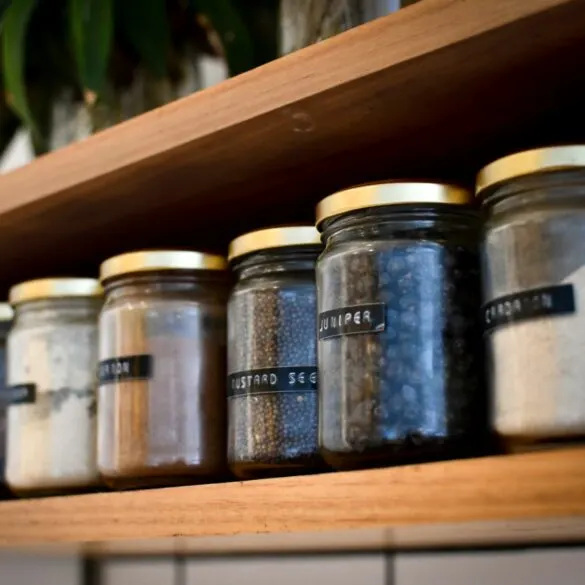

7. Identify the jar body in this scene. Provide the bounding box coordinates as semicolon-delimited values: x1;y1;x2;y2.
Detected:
6;298;100;495
482;170;585;449
0;322;11;497
98;273;228;488
279;0;420;55
227;250;321;478
318;207;485;470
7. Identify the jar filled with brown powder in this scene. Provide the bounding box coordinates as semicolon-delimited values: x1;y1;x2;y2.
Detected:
97;250;228;489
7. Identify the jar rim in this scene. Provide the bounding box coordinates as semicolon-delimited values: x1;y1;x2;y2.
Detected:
0;302;13;321
228;226;321;262
9;278;102;305
315;182;471;229
100;250;227;283
476;145;585;198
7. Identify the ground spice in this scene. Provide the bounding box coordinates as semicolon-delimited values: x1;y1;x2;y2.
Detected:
97;251;228;489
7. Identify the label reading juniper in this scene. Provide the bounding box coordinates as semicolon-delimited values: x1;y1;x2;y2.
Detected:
3;383;36;405
98;355;153;384
483;284;575;333
318;303;386;340
228;366;318;398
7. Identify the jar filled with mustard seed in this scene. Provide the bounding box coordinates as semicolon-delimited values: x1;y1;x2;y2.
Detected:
98;250;229;489
477;146;585;451
227;227;323;479
6;279;102;495
316;182;486;470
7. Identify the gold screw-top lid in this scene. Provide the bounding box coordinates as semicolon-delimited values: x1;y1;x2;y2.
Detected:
0;303;13;321
315;182;472;228
476;145;585;197
228;226;321;262
100;250;227;282
9;278;102;305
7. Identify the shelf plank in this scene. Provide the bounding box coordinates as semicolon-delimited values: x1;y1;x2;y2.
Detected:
0;0;584;290
0;449;584;555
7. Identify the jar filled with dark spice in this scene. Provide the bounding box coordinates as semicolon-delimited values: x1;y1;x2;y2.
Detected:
316;182;486;470
98;251;229;489
227;226;323;479
477;146;585;451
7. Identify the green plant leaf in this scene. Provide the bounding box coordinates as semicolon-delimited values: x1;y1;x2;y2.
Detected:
0;0;13;28
117;0;169;78
191;0;255;76
69;0;113;97
2;0;38;139
233;0;278;68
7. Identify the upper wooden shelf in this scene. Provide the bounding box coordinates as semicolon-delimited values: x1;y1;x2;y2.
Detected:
0;0;584;291
0;448;584;555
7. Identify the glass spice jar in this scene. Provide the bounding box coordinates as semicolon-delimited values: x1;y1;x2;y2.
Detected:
0;304;13;498
6;279;102;495
98;250;229;489
227;227;323;479
477;146;585;451
316;182;487;470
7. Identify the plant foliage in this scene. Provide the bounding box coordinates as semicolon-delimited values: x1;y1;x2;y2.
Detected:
0;0;278;156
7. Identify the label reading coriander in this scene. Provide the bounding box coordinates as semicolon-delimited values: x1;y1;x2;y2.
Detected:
483;284;575;333
228;366;318;398
3;383;36;405
318;303;386;340
98;355;153;384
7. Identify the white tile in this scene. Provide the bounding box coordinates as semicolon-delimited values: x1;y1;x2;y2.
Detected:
395;548;585;585
101;559;175;585
0;553;80;585
187;554;386;585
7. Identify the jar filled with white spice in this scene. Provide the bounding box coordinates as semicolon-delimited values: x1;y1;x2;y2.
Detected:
98;250;229;489
6;278;102;495
477;145;585;451
0;303;13;497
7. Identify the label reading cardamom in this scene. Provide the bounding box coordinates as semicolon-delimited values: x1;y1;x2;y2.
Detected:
98;355;153;384
4;383;36;405
228;366;318;398
483;283;575;333
318;303;386;340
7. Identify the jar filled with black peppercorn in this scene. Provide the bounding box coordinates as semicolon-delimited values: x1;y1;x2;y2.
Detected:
227;226;323;479
316;182;487;470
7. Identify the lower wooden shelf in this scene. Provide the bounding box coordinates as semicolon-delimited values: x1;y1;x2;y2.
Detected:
0;448;584;556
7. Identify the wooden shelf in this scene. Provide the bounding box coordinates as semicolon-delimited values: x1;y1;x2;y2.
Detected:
0;449;584;555
0;0;584;291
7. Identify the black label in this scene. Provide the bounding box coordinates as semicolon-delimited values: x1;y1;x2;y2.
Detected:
228;366;318;398
3;384;36;405
318;303;386;340
98;355;153;384
483;284;575;333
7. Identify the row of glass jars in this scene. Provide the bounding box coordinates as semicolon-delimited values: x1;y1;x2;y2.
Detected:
1;144;584;494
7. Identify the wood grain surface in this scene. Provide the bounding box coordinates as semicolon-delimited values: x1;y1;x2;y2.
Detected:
0;448;584;554
0;0;584;290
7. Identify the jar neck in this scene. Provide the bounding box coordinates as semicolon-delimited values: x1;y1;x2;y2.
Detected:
232;247;321;281
321;205;479;246
13;297;101;326
103;271;228;300
481;170;585;220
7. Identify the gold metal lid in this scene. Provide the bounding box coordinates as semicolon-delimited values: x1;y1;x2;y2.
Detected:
0;303;13;321
476;145;585;196
316;182;472;227
228;226;321;262
100;250;227;282
9;278;102;305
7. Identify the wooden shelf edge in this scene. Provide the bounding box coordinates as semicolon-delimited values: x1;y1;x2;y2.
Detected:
0;448;584;554
0;0;575;217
